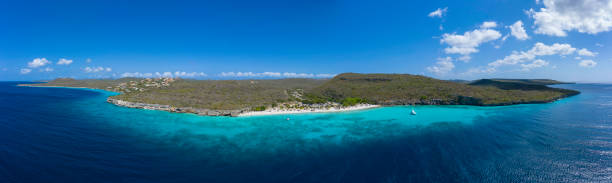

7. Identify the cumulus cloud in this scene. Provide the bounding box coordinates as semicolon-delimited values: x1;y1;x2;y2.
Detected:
508;21;529;40
84;66;112;73
488;42;577;68
462;67;497;75
20;68;32;74
57;58;73;65
579;60;597;68
484;42;598;72
121;72;154;78
428;7;448;18
529;0;612;36
480;21;497;29
427;57;455;75
440;22;502;59
219;72;335;78
27;58;50;68
121;71;207;78
520;59;549;71
577;48;597;56
174;71;207;77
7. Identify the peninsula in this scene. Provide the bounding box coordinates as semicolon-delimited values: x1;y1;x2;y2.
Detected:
21;73;579;116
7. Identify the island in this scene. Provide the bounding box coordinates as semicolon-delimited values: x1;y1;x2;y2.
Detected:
21;73;580;117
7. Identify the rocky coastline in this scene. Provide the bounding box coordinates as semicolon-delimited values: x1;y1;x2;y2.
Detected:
373;92;580;106
107;98;245;117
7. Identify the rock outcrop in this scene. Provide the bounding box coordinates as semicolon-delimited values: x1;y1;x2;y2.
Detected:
106;98;244;117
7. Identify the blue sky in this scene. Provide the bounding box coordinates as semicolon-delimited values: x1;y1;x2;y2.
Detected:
1;0;611;82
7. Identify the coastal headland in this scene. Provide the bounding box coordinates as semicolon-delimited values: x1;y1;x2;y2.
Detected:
21;73;580;117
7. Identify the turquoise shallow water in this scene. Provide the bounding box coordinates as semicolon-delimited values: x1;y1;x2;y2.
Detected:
1;83;612;182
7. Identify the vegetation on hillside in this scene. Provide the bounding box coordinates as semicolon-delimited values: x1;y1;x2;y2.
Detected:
109;79;327;110
303;73;579;106
26;73;579;110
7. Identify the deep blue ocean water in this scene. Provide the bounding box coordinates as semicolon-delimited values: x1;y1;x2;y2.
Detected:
1;82;611;183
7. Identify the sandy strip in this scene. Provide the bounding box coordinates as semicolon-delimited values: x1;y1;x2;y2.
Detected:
238;104;380;117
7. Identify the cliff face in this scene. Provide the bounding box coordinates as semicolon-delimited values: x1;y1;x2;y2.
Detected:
371;94;577;106
106;98;244;117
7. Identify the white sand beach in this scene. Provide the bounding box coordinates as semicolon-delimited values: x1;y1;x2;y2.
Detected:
238;104;380;117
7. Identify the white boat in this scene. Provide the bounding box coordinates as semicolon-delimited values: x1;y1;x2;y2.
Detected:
410;108;417;115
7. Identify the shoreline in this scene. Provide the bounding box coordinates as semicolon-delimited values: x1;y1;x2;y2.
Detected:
107;98;380;117
238;104;380;117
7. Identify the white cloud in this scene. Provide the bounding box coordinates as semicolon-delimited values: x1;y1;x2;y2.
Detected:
428;7;448;18
220;72;261;77
427;57;455;75
458;55;471;62
480;21;498;29
20;68;32;74
315;73;337;78
219;72;335;78
27;58;50;68
121;72;152;78
440;22;502;59
462;67;496;75
596;43;604;47
121;71;206;78
501;34;510;41
577;48;597;56
489;42;577;68
529;0;612;36
282;72;313;78
84;66;112;73
579;60;597;68
57;58;73;65
42;67;53;72
174;71;207;77
521;59;549;71
86;58;92;63
508;20;529;40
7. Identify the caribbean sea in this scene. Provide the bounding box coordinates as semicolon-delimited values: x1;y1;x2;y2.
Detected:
1;82;611;182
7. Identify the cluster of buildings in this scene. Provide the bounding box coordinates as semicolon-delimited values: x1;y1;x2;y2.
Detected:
108;78;175;93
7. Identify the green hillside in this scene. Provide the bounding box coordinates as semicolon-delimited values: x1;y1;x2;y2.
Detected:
304;73;579;106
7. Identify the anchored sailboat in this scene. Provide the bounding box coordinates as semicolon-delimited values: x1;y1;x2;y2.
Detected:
410;104;417;115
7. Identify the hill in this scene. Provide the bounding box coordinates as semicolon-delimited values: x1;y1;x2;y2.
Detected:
304;73;579;106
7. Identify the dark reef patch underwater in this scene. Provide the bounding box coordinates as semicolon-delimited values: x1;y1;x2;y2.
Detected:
1;82;611;183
